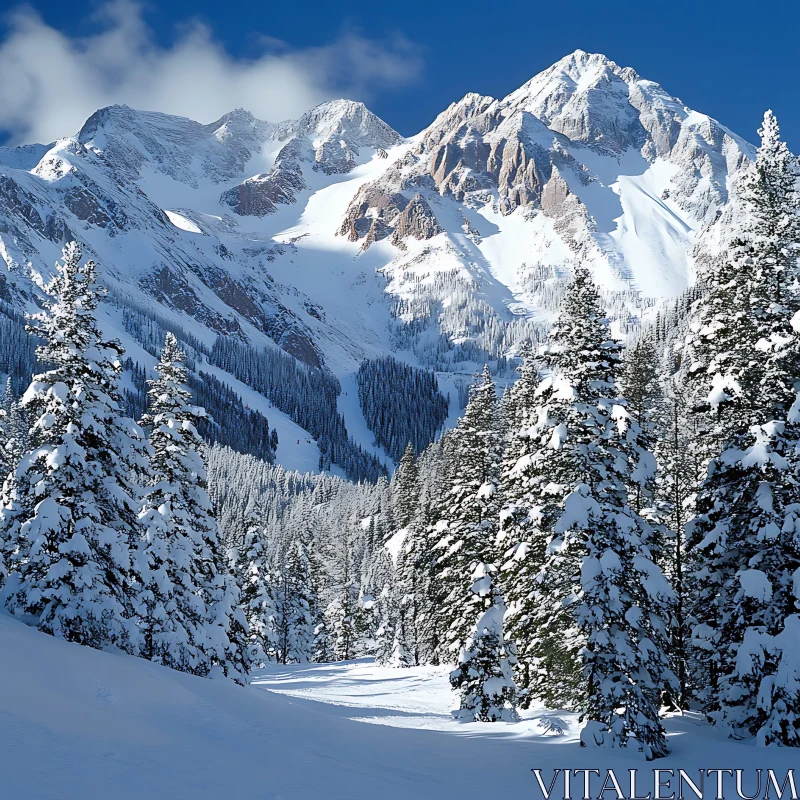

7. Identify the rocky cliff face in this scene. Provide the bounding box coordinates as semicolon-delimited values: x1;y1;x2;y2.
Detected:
341;51;752;289
0;51;756;381
220;100;403;217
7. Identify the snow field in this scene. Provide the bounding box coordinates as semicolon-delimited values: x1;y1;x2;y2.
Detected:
3;611;798;800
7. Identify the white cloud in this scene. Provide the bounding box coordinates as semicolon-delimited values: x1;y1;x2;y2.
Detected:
0;1;422;144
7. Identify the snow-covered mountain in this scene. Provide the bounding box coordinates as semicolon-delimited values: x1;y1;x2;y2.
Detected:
0;50;754;468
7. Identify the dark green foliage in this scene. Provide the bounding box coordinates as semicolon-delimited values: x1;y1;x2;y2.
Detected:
357;355;448;462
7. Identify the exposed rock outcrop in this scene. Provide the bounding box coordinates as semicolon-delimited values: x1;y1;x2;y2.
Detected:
391;195;442;247
220;138;309;216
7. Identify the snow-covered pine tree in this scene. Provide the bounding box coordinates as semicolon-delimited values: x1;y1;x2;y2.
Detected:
0;378;12;583
269;535;314;664
430;366;503;663
575;484;673;760
755;614;800;747
413;433;457;660
321;520;364;662
365;545;397;665
501;266;672;757
0;379;30;576
2;243;147;652
653;384;702;709
372;584;397;665
313;621;333;663
139;332;249;683
324;594;360;662
387;441;438;665
620;334;661;515
207;557;251;682
499;341;540;434
449;562;519;722
392;522;429;666
687;111;800;744
0;377;13;479
392;443;420;529
496;344;547;699
233;524;275;666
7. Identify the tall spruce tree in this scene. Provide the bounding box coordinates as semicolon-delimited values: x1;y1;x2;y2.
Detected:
500;266;672;758
366;546;397;665
322;520;364;662
138;333;249;683
687;111;800;745
393;443;420;529
654;384;703;709
0;378;13;481
233;524;275;666
450;563;519;722
389;442;437;665
392;528;425;666
269;534;314;664
620;334;661;515
496;344;546;699
2;243;146;652
430;366;502;662
0;378;12;583
0;382;30;575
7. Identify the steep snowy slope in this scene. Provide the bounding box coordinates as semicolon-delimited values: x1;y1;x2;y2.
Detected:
0;50;755;468
2;613;796;800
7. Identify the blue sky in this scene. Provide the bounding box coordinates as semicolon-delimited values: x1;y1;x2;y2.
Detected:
1;0;798;148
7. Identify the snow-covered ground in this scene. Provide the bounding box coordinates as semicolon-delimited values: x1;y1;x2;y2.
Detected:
3;611;797;800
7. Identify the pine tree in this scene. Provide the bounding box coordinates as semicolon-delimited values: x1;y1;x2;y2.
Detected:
621;335;661;515
0;377;13;480
431;366;502;662
372;584;397;665
449;563;519;722
392;524;428;666
234;525;275;666
321;520;364;662
366;546;397;665
654;385;702;709
138;332;249;683
499;342;540;434
313;621;333;663
755;615;800;747
496;344;546;699
576;486;672;760
388;441;439;665
270;535;314;664
392;443;419;529
687;111;800;744
0;378;12;583
2;243;146;652
500;266;672;757
0;380;30;574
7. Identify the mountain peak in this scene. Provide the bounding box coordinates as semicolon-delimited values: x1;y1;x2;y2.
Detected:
550;49;630;74
208;108;260;129
207;108;274;146
294;99;402;148
497;51;650;152
506;50;640;107
77;104;135;140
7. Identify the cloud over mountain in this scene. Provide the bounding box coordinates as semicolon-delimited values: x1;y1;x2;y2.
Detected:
0;1;422;144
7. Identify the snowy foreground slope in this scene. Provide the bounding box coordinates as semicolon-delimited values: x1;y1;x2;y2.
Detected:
2;613;796;800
